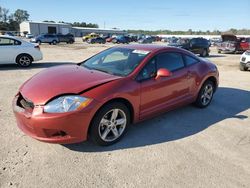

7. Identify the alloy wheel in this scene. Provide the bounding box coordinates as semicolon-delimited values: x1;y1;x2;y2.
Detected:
201;84;213;106
19;56;31;67
98;108;127;142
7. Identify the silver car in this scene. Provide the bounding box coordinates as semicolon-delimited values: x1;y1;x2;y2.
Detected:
31;34;59;45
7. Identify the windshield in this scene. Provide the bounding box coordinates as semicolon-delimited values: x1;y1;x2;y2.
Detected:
81;47;150;76
177;38;189;44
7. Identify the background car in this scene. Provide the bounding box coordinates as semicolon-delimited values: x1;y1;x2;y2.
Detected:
56;33;75;44
13;45;218;146
217;34;250;53
138;37;154;44
87;37;106;44
25;34;34;39
30;34;59;45
240;50;250;71
106;37;115;42
0;35;43;67
82;33;99;42
112;36;130;44
169;37;210;57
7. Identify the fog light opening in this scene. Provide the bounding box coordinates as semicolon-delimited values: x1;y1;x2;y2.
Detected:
52;131;67;137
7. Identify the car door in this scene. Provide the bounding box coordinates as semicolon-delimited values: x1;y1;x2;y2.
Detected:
0;37;21;64
138;52;192;120
190;38;200;53
43;35;50;43
247;38;250;50
240;38;250;51
182;54;200;97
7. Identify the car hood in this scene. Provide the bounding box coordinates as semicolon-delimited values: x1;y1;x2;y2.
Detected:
19;65;121;105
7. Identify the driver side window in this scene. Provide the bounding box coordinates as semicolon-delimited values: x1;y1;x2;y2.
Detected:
137;58;156;81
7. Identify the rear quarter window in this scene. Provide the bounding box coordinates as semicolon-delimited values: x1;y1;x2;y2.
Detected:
184;55;199;66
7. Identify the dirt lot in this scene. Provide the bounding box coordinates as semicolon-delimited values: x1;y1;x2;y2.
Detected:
0;41;250;188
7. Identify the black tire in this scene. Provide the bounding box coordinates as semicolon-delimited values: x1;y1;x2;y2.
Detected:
200;49;208;57
52;40;57;45
16;54;33;67
195;80;215;108
89;102;130;146
218;50;221;54
239;64;248;71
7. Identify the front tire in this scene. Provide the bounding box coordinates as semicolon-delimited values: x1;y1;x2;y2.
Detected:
195;80;214;108
16;54;33;67
89;102;130;146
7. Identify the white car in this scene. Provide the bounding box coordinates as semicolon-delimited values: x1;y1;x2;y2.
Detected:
240;50;250;71
0;35;43;67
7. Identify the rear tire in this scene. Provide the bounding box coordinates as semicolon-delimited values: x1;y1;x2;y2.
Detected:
89;102;130;146
52;40;57;45
16;54;33;67
195;80;214;108
200;49;208;57
240;64;248;71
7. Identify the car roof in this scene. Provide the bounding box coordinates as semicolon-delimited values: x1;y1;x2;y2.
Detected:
0;35;32;44
0;35;19;39
117;44;182;52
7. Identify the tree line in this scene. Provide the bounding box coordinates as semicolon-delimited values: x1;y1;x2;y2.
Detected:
127;28;250;35
0;6;29;31
60;21;99;28
0;6;99;32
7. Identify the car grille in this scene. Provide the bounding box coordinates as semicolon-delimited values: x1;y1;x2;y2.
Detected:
17;93;34;110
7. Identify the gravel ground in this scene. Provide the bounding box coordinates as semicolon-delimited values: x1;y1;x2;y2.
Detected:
0;41;249;188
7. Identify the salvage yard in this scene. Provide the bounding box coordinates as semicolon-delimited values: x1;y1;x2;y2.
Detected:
0;41;250;187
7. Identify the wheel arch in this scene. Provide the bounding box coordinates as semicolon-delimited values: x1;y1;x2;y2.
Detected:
87;97;135;135
201;76;218;92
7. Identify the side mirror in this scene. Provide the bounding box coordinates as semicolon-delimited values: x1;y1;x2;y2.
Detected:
155;68;172;80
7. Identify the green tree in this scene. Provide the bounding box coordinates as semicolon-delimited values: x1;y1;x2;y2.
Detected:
229;28;237;35
13;9;29;24
2;7;9;22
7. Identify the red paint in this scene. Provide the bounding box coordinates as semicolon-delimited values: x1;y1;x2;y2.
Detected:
13;45;219;144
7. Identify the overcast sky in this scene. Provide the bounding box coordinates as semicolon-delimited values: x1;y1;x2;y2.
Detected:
1;0;250;31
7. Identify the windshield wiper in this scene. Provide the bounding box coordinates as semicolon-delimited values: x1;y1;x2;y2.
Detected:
93;67;123;76
92;67;112;74
82;64;91;69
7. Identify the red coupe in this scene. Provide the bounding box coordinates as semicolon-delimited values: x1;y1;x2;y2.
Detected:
13;45;219;145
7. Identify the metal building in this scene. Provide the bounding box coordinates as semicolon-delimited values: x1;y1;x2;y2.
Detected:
20;21;126;37
20;21;72;36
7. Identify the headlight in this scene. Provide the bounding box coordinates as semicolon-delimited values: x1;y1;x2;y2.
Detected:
44;95;92;113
